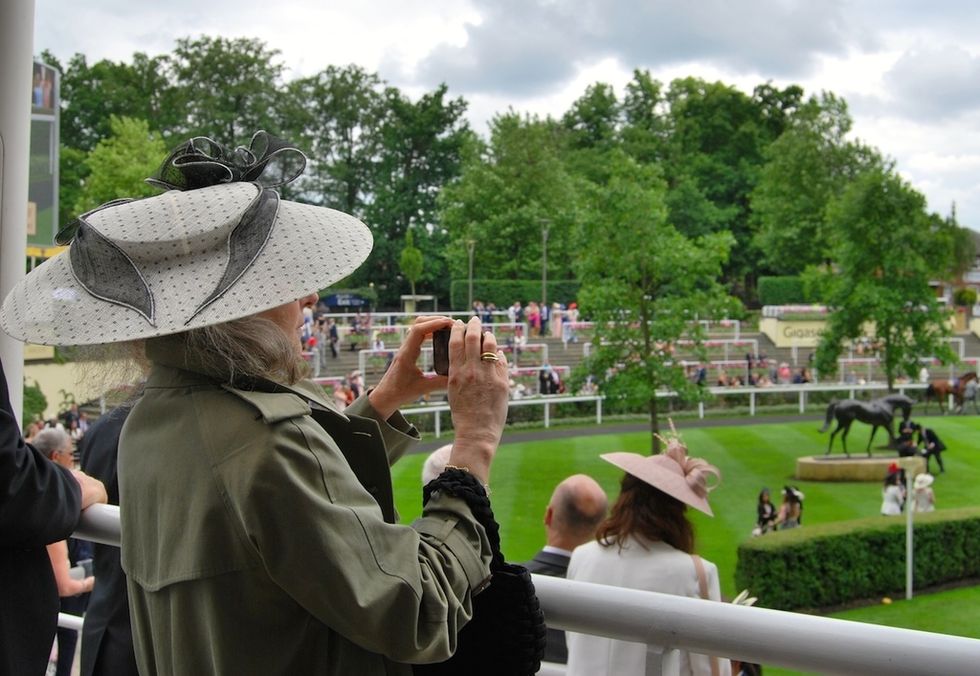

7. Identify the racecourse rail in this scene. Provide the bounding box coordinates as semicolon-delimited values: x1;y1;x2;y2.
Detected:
400;381;934;437
70;504;980;675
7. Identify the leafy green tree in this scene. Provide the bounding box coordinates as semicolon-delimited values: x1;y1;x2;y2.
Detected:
813;167;960;390
399;228;424;298
575;153;739;452
282;65;385;212
170;36;285;143
439;113;584;295
359;84;472;305
752;93;880;273
58;146;90;226
22;380;47;429
44;50;181;152
73;116;167;213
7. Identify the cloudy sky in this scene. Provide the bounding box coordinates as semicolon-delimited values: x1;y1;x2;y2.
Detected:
33;0;980;230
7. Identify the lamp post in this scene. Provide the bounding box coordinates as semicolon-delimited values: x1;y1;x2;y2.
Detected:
466;239;476;311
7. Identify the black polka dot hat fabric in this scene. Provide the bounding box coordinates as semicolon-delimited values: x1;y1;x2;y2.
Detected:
0;183;372;345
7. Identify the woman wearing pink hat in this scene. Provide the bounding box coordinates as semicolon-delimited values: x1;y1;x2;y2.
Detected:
565;427;728;676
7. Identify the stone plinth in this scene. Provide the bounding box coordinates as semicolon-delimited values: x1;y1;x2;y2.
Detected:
796;454;926;482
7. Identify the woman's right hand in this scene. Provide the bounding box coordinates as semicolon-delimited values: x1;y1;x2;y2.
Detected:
447;316;509;484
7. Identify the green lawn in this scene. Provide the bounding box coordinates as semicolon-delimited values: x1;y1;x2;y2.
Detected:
390;414;980;662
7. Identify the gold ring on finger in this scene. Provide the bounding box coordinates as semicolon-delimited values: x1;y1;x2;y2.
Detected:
480;352;500;363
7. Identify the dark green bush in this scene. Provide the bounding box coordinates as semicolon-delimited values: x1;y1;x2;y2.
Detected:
23;380;47;428
757;276;806;306
735;507;980;610
449;279;581;311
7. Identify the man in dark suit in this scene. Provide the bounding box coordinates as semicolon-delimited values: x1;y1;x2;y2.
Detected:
0;358;107;675
523;474;608;664
917;426;947;474
80;404;140;676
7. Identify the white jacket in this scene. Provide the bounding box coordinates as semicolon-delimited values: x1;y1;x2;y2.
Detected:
566;538;731;676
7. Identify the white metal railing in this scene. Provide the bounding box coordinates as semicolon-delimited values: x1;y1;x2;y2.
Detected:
398;382;932;436
70;505;980;675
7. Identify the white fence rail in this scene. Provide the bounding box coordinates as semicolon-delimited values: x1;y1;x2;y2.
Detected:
71;505;980;675
399;382;934;436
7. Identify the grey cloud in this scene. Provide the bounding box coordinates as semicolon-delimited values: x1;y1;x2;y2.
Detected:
406;0;868;95
883;46;980;121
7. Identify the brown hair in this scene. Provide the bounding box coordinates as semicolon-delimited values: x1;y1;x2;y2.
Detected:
596;473;695;553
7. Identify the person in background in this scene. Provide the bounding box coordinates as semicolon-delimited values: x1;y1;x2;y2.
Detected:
0;358;107;675
912;473;935;513
421;444;453;485
775;486;804;529
881;465;905;516
566;425;728;676
34;428;95;676
79;405;140;676
754;487;777;535
523;475;607;665
917;426;947;474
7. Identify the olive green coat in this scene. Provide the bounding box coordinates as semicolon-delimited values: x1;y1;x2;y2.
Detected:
119;339;491;675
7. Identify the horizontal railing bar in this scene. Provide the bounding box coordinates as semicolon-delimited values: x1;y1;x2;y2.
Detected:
532;575;980;676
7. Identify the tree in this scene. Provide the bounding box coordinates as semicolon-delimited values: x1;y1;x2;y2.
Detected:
575;153;739;453
281;65;385;213
813;167;960;390
45;50;181;152
439;112;584;297
752;94;880;273
359;84;472;305
399;228;424;298
170;36;285;143
73;116;167;213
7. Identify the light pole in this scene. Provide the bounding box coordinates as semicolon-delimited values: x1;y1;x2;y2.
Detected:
466;239;476;311
540;219;550;306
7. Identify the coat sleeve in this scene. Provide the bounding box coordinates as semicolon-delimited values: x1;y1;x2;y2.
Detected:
0;359;81;546
221;414;491;664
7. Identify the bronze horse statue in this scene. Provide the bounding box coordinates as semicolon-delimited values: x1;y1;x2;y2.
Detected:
819;399;895;456
923;371;977;414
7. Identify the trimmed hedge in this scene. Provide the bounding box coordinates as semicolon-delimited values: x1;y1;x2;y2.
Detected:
734;507;980;611
449;279;581;310
757;276;806;306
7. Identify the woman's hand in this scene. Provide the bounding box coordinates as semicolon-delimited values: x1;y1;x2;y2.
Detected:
368;316;454;419
446;316;510;484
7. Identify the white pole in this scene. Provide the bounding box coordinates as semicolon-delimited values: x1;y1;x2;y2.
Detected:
905;463;914;600
0;0;35;423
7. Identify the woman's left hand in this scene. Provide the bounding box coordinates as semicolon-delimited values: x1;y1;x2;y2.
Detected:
368;316;454;419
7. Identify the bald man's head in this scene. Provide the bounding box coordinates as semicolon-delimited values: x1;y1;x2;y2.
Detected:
545;474;608;549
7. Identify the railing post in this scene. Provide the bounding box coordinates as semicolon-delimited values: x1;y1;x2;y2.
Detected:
799;390;805;414
596;397;602;425
750;391;755;416
698;401;704;419
647;647;680;676
544;401;550;428
435;410;441;438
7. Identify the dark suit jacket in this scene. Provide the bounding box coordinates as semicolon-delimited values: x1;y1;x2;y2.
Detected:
0;359;82;676
523;549;571;664
919;428;946;453
79;406;139;676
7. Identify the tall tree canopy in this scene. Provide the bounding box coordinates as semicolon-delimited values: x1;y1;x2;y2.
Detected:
813;167;965;389
575;152;739;452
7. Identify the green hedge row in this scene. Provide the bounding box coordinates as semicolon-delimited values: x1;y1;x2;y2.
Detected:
448;279;581;311
734;507;980;610
757;276;807;306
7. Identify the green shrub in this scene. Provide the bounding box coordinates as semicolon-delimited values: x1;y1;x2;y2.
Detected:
735;507;980;610
953;287;977;307
757;276;806;306
449;279;581;311
23;379;47;428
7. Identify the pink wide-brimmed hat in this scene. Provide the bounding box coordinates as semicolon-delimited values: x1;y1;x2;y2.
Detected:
600;425;720;516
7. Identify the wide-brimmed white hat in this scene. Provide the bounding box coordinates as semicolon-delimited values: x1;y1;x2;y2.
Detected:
914;473;934;490
2;132;372;346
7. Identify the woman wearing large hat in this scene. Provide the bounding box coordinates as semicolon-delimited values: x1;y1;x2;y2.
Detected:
2;133;511;675
565;425;728;676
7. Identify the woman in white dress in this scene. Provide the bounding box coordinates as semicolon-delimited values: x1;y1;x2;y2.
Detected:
566;427;729;676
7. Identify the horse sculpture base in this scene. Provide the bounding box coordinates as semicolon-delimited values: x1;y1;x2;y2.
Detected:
797;454;925;482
